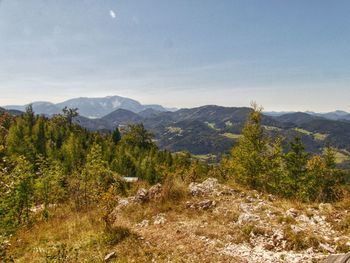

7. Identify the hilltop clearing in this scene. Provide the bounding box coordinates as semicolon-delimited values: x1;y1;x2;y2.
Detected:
5;178;350;263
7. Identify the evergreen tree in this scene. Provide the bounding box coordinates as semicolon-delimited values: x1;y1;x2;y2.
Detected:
6;118;28;158
0;156;35;230
34;156;66;218
62;107;79;126
79;143;122;207
230;103;269;189
305;147;344;202
265;138;286;194
33;117;47;156
284;137;309;197
121;124;155;150
112;127;121;145
23;104;35;134
60;132;84;172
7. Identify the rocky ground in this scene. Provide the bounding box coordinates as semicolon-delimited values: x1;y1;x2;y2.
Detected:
108;178;350;263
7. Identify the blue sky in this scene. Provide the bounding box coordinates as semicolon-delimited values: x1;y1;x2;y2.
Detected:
0;0;350;111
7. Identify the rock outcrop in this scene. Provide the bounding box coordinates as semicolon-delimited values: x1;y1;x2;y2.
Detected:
108;178;350;263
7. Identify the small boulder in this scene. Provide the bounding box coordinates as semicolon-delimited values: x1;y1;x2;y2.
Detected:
186;200;217;210
218;188;238;196
118;198;129;207
148;183;162;200
136;219;150;228
135;188;149;203
30;204;44;214
154;213;167;225
286;208;298;218
272;229;284;247
197;200;217;210
189;178;220;196
110;198;131;219
237;213;260;225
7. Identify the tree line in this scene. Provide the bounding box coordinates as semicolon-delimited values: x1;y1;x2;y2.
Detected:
226;103;348;202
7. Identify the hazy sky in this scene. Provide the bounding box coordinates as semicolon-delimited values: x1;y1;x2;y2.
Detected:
0;0;350;111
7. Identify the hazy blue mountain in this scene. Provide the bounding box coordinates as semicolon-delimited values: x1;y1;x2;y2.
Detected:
102;108;143;126
56;96;144;118
4;102;60;116
273;112;324;125
143;104;168;112
4;95;167;118
307;110;350;121
264;111;295;117
0;106;23;116
138;108;163;118
265;110;350;122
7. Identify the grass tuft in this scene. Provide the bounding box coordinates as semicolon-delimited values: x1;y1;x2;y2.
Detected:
102;226;132;246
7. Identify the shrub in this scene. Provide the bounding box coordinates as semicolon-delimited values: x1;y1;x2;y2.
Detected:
161;174;188;203
284;227;320;251
102;226;132;246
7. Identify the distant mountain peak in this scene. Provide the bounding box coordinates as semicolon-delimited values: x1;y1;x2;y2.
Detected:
3;95;168;118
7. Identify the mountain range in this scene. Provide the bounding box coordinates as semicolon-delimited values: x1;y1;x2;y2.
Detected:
265;110;350;122
2;96;350;165
3;96;174;118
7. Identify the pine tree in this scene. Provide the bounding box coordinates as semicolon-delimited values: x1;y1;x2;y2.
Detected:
284;137;309;197
23;104;35;134
121;124;155;150
34;156;66;218
6;118;28;157
33;116;47;156
79;143;120;207
230;103;269;189
320;147;340;201
112;127;121;145
3;156;35;227
60;132;83;172
62;107;79;126
265;138;286;194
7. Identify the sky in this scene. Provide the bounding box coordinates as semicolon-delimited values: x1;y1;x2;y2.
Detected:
0;0;350;112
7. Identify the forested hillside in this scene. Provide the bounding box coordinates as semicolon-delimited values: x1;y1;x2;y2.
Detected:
0;106;202;235
5;103;350;164
83;105;350;161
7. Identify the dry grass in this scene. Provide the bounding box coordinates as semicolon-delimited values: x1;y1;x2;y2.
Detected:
5;181;350;263
337;214;350;235
283;226;321;251
7;205;107;262
5;204;173;262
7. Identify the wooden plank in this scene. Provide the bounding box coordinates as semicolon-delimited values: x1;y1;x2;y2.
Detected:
324;254;350;263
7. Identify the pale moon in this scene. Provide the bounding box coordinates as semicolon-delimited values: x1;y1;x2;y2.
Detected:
109;10;116;19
